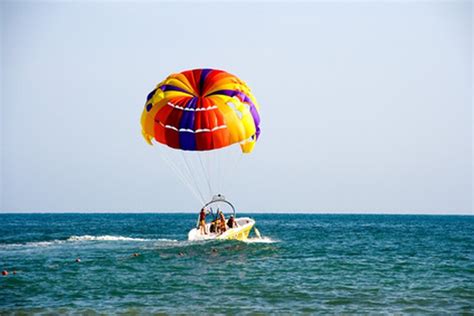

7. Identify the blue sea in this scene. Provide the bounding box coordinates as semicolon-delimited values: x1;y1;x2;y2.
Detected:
1;214;473;314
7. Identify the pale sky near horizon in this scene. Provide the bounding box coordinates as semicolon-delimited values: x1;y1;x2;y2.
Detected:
1;1;472;214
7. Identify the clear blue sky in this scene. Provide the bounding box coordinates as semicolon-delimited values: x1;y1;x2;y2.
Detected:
1;1;472;213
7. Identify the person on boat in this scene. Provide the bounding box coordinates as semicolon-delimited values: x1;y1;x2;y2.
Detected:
227;215;238;229
218;210;227;233
199;208;208;235
209;220;216;233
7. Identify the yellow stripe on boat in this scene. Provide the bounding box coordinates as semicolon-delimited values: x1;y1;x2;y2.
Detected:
217;222;254;241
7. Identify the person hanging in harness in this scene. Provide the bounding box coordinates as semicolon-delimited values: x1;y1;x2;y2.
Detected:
199;208;208;235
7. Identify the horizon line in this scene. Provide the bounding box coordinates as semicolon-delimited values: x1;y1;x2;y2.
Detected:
0;211;472;216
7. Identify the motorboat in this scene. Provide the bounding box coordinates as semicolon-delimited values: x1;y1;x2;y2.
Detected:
188;194;256;241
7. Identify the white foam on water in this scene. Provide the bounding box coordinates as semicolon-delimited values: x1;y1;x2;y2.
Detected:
29;240;64;246
0;236;178;248
25;240;65;247
155;238;179;242
67;235;149;242
242;237;279;244
0;240;65;249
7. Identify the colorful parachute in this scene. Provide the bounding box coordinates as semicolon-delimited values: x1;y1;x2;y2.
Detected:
141;69;261;153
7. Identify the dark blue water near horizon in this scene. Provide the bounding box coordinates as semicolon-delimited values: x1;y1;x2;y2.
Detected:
1;213;473;314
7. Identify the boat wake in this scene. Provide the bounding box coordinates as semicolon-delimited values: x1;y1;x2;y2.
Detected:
0;234;276;249
0;236;178;248
67;235;150;242
242;237;278;243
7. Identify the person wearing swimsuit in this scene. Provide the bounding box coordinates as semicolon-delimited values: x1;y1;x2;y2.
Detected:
199;208;208;235
218;211;227;234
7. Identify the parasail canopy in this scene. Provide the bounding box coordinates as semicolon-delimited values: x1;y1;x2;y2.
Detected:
141;68;261;153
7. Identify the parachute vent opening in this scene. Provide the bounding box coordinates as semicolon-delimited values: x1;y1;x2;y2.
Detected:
240;134;256;144
240;99;251;113
227;101;243;119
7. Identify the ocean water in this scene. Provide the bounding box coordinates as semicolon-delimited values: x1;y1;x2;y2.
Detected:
1;214;473;314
